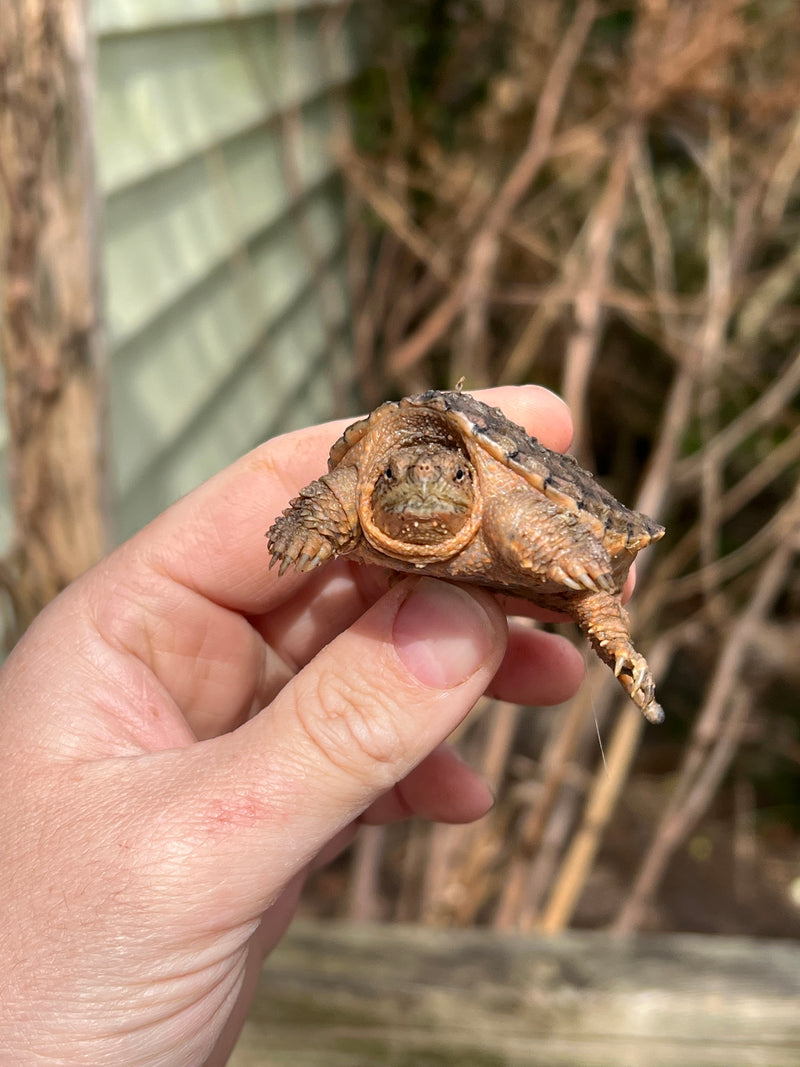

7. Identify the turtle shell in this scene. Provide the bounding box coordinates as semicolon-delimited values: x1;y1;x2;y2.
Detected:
328;389;663;558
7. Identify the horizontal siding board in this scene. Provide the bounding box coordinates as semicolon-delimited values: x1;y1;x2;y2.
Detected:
103;95;341;345
115;293;351;539
111;185;347;496
96;11;357;195
92;0;347;35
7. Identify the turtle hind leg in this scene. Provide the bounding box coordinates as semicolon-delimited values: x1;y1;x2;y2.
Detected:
267;465;360;574
483;491;617;594
570;590;664;724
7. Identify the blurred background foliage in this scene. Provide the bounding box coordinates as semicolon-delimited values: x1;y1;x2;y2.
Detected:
304;0;800;936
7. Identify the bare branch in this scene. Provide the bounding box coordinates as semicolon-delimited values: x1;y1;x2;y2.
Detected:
614;539;796;934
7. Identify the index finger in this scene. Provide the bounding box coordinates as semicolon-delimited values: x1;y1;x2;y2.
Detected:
131;385;573;614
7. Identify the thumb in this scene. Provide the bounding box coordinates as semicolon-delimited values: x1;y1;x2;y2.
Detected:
182;578;506;913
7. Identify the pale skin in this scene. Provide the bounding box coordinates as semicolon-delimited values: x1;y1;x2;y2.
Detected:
0;386;596;1066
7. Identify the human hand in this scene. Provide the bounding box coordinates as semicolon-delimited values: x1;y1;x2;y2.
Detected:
0;386;584;1066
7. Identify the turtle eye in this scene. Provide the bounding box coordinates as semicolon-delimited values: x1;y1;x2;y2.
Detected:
454;467;466;481
384;466;394;480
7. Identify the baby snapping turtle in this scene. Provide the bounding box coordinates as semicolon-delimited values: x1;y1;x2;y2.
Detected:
268;390;665;723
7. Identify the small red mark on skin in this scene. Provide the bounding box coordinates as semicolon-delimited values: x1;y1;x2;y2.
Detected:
200;795;272;836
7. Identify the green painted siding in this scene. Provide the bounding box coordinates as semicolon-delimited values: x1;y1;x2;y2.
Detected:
94;1;358;538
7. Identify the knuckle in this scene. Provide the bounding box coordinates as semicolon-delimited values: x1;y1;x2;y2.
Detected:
294;665;409;781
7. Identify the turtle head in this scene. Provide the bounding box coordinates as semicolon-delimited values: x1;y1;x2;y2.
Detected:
371;445;474;546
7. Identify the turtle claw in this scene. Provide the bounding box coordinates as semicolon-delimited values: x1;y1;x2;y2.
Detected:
613;650;663;723
550;562;613;594
596;572;616;594
271;533;335;575
571;566;600;593
550;565;583;591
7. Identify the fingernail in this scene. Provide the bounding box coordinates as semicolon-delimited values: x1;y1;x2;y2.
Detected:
393;579;496;689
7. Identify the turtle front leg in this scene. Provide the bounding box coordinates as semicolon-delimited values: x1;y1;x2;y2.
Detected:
569;591;663;723
268;465;360;575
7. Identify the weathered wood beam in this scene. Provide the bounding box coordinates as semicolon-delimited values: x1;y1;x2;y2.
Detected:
231;920;800;1066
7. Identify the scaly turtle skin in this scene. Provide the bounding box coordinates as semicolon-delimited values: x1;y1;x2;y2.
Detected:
267;390;665;723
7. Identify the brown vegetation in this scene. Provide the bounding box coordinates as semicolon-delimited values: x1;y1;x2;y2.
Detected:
320;0;800;935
